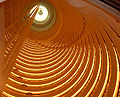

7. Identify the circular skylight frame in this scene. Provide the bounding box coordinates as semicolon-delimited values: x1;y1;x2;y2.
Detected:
31;5;49;22
31;0;56;32
23;0;56;32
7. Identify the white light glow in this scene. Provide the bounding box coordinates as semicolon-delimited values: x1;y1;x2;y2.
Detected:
31;5;48;22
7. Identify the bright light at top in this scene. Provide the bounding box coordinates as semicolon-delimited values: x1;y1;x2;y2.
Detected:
31;5;49;22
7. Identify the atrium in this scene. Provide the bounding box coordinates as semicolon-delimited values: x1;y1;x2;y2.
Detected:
0;0;120;97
